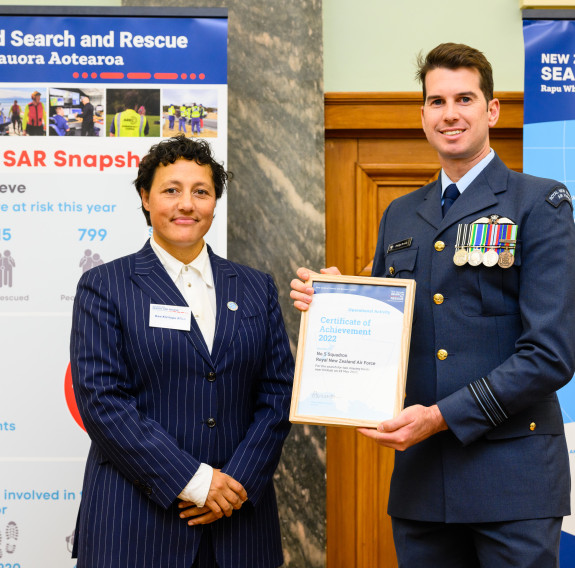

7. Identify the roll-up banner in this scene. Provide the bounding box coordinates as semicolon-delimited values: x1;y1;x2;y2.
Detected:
0;6;228;565
523;9;575;562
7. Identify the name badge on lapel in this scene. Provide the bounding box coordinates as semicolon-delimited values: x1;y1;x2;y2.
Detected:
149;303;191;331
387;238;413;254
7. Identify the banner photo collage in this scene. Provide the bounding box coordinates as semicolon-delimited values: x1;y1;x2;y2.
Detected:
524;16;575;562
0;8;228;565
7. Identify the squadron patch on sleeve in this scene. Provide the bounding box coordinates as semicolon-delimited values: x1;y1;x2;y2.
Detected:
546;185;573;211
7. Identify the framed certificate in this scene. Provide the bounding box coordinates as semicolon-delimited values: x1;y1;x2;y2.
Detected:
290;274;416;427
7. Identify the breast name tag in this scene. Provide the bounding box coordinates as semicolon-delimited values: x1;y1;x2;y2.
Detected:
149;304;191;331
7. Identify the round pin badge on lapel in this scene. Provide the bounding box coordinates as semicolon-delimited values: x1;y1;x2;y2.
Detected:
227;301;238;311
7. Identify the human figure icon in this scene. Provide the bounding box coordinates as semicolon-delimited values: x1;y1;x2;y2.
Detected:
79;249;93;273
91;253;104;267
2;251;15;287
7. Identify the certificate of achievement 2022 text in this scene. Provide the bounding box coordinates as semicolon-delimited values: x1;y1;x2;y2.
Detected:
290;275;415;427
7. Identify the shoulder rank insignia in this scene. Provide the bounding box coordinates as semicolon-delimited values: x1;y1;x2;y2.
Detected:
546;185;573;211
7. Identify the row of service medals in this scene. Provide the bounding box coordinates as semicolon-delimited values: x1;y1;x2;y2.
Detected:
453;215;518;269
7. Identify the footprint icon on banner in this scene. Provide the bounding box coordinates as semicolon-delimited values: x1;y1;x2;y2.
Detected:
6;520;18;554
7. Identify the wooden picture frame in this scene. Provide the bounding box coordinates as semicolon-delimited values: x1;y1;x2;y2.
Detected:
290;274;416;427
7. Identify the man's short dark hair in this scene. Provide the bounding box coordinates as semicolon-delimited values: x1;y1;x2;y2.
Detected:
134;134;229;226
416;43;494;104
122;90;140;111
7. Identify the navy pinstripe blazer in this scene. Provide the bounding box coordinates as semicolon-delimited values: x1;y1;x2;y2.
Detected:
70;241;294;568
373;154;575;524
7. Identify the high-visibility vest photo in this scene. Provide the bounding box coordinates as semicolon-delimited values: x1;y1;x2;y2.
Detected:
113;109;147;137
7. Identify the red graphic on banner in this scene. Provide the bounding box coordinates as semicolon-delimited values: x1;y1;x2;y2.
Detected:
64;362;86;432
71;70;207;81
101;72;125;80
154;72;178;80
128;72;151;80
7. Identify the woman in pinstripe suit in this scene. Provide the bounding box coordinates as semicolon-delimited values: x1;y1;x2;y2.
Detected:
71;136;294;567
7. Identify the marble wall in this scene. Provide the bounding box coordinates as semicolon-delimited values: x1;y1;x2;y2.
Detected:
124;1;326;565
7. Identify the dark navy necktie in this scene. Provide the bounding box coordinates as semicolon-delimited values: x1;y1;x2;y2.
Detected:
442;183;460;217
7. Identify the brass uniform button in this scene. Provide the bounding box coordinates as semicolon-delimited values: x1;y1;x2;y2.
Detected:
389;266;395;275
435;241;445;252
437;349;448;360
530;422;536;431
433;293;444;305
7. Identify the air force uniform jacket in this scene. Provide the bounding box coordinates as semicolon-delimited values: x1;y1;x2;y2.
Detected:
372;154;575;523
70;242;294;567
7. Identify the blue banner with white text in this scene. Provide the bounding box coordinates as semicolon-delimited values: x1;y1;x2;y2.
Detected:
0;15;227;84
0;8;227;566
524;18;575;561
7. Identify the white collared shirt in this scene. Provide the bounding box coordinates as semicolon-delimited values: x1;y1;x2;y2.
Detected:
149;236;215;507
441;148;495;199
150;237;217;352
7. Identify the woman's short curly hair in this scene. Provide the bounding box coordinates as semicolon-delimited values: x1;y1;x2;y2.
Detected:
134;135;229;226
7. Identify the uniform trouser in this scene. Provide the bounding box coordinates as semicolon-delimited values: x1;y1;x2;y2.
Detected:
392;516;562;568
